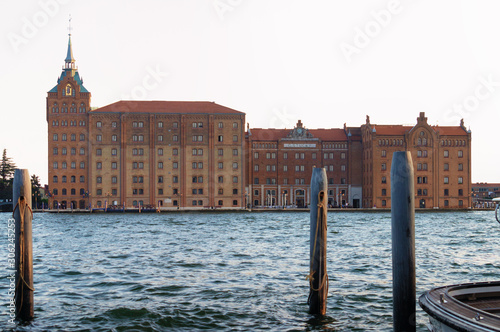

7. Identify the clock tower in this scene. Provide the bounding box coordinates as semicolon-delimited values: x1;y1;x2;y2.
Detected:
46;28;91;210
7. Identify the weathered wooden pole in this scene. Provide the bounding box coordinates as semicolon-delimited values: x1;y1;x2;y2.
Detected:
12;169;34;321
308;167;328;315
391;152;416;331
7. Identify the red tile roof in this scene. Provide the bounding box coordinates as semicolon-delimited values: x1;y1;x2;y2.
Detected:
90;101;244;114
432;126;468;136
372;125;468;136
249;128;348;141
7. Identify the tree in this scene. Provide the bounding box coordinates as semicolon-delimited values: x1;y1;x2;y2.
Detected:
0;149;16;183
0;149;16;201
31;174;42;208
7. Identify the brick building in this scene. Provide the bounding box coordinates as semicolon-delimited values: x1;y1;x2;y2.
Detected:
361;112;471;209
47;35;472;210
472;183;500;208
47;35;245;210
245;120;363;208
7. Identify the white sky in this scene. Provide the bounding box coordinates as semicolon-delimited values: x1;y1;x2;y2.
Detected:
1;0;499;185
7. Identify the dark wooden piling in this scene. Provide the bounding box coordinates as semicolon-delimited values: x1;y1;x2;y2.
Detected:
390;152;415;331
308;167;328;315
13;169;34;321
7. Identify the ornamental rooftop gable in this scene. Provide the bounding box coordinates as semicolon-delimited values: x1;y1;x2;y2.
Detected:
89;100;244;115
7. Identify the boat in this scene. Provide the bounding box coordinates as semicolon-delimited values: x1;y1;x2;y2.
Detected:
419;281;500;331
419;198;500;331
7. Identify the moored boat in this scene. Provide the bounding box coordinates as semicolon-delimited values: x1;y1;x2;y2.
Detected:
419;281;500;331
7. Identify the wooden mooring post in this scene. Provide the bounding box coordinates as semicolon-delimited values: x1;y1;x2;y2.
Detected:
391;152;416;331
308;167;328;315
12;169;34;321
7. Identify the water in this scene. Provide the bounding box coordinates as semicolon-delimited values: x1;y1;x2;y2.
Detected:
0;211;499;331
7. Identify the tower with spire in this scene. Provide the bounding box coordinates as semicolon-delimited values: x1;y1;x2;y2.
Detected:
46;20;91;210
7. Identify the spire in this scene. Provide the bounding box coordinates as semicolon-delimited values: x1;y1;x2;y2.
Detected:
64;16;76;71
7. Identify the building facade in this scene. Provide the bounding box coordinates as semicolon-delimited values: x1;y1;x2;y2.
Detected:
47;35;246;210
472;183;500;208
47;35;473;210
361;112;472;209
245;120;363;208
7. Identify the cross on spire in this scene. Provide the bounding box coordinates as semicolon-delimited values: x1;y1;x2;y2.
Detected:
68;15;72;36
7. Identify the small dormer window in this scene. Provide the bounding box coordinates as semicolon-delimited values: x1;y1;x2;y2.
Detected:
66;84;72;96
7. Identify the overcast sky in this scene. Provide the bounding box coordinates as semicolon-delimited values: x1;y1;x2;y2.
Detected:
1;0;499;185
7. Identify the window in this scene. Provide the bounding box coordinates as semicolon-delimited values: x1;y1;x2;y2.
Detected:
444;150;449;158
53;176;58;183
459;200;463;207
233;122;238;128
283;165;288;172
62;148;67;155
111;148;117;156
53;134;58;141
96;121;102;128
62;162;67;169
233;189;238;195
218;176;224;183
71;162;76;169
444;177;449;184
341;152;346;159
96;162;102;169
158;121;163;128
458;189;463;196
62;134;67;141
458;163;463;171
80;162;85;169
458;177;463;184
96;135;102;142
173;122;178;128
218;135;223;142
219;162;224;169
173;176;178;183
70;176;76;183
268;153;272;159
233;162;238;169
218;122;223;128
96;149;102;156
71;134;76;141
382;200;387;207
458;150;463;158
112;176;117;184
218;149;223;156
80;134;85;141
80;176;84;183
233;135;238;142
80;148;85;155
173;148;178;156
254;152;259;159
382;176;386;184
233;176;238;183
254;165;259;171
53;147;58;155
158;162;163;169
381;163;386;171
233;149;238;156
283;152;288;159
158;176;163;183
382;189;387;196
112;122;117;128
62;176;67;183
382;150;386;157
112;135;117;142
173;162;178;169
173;135;178;142
111;162;117;169
444;200;449;207
233;200;238;206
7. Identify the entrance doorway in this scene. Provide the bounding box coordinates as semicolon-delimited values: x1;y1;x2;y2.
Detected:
419;199;426;208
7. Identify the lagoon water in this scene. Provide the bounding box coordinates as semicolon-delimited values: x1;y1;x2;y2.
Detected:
0;211;499;331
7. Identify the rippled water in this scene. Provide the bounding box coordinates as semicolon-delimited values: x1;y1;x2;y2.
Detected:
0;211;499;331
